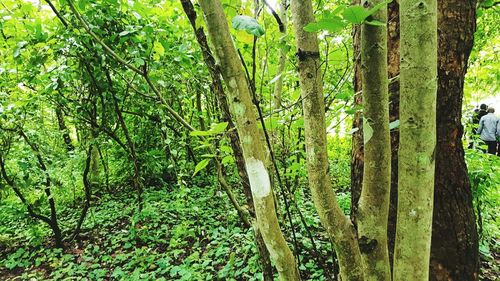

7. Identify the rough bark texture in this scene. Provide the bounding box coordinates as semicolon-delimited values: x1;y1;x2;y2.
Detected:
431;0;479;279
179;1;274;279
357;0;391;279
393;0;438;279
351;0;478;280
199;0;300;279
291;1;363;280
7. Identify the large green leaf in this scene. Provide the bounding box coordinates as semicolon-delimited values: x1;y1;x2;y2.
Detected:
342;0;392;25
342;6;369;24
303;17;346;33
189;122;228;137
193;159;211;176
232;15;265;37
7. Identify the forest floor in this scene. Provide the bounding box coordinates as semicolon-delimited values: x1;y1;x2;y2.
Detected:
0;181;336;280
0;183;498;280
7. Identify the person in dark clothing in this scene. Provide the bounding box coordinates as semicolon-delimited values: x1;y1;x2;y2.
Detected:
472;104;489;133
478;107;499;155
468;104;488;148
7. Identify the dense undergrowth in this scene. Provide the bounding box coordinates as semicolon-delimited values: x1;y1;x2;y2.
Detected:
0;137;353;280
466;149;500;280
0;137;498;280
0;185;350;280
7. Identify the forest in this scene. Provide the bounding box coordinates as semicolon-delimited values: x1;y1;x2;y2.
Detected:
0;0;499;280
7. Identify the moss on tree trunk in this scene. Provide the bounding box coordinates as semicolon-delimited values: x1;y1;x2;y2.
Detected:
199;0;300;279
393;0;437;279
290;1;363;280
357;0;391;279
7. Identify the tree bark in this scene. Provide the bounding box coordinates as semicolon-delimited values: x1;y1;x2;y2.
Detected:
430;0;479;279
351;0;478;280
273;0;288;108
179;1;274;279
55;107;74;152
393;0;438;278
357;0;391;279
199;0;300;279
291;1;363;280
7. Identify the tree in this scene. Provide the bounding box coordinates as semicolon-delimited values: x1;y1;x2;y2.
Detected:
198;0;300;279
351;0;479;280
393;0;438;279
357;0;391;278
291;0;364;280
179;0;274;278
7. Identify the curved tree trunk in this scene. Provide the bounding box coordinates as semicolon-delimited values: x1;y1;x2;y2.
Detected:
179;1;274;279
351;0;479;280
55;107;75;152
291;1;363;280
199;0;300;279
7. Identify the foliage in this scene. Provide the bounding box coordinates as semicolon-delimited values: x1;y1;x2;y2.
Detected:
0;0;498;280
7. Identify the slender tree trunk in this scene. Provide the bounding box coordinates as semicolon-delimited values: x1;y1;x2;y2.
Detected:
106;70;143;210
55;107;74;152
290;1;363;280
199;0;300;279
196;90;206;131
70;144;93;241
393;0;437;279
179;1;274;279
357;0;391;279
351;1;478;279
273;0;288;108
0;154;62;248
19;130;63;248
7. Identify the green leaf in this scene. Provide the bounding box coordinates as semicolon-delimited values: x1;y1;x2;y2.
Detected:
363;119;373;144
303;17;346;33
13;41;28;58
232;15;265;37
365;20;386;26
221;155;233;165
190;122;228;136
389;119;400;130
342;0;391;25
210;122;228;134
190;130;212;137
342;6;369;24
193;159;210;176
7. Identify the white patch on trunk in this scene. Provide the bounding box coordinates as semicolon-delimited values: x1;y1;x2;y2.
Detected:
242;135;252;146
229;78;237;89
245;157;271;198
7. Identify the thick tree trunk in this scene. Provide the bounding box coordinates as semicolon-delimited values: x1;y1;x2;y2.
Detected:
199;0;300;279
291;1;363;280
351;0;478;280
357;0;391;279
393;0;438;278
431;0;479;280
